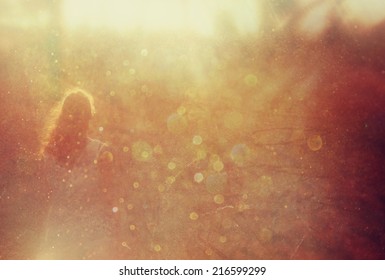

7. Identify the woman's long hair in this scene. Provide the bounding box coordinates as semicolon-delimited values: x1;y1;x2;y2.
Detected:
40;89;95;168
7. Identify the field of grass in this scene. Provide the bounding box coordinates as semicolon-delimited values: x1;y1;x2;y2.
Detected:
1;1;385;259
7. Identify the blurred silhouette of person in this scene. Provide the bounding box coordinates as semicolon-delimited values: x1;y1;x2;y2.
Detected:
37;88;116;259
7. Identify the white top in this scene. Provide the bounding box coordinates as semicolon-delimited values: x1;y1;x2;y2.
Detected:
38;138;114;259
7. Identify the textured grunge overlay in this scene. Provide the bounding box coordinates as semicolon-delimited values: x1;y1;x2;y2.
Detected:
1;0;385;259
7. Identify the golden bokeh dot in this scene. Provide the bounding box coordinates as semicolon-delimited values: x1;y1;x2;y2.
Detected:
132;141;153;162
141;48;148;57
214;194;225;204
154;244;162;252
177;106;186;115
307;135;323;151
112;207;119;213
219;236;227;243
141;151;150;159
167;162;176;170
194;173;204;183
237;202;250;212
122;146;129;153
210;154;220;162
189;212;199;220
118;197;124;203
129;224;136;231
244;73;258;87
166;176;176;185
213;160;224;172
205;248;213;256
196;149;207;160
192;135;203;145
127;204;134;210
109;90;116;97
133;182;140;189
141;84;149;93
129;68;136;75
158;184;166;192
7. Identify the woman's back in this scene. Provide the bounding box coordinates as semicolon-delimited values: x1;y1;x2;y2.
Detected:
37;90;115;259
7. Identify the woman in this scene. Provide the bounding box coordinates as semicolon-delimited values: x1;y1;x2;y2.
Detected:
38;89;115;259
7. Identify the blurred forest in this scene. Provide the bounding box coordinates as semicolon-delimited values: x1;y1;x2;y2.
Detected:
1;0;385;259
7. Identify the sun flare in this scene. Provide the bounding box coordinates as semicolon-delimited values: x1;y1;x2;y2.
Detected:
2;0;385;262
62;0;261;35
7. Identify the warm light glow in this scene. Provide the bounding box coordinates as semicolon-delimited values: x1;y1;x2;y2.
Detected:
62;0;261;35
2;0;385;262
297;0;385;31
341;0;385;26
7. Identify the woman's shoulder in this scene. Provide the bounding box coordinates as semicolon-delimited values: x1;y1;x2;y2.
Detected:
86;137;114;163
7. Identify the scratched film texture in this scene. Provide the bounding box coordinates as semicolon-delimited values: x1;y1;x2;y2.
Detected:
1;0;385;259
